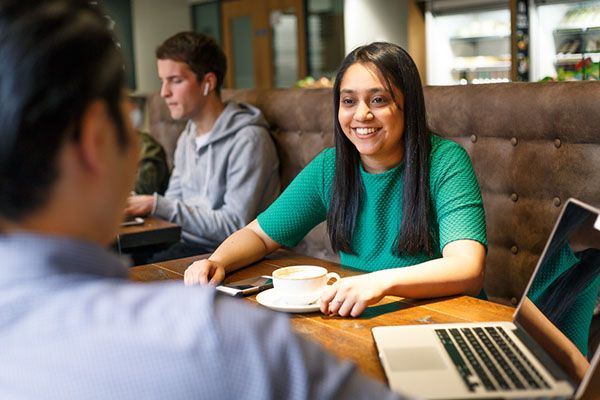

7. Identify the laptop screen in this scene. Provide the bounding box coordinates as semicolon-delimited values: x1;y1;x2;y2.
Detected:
514;199;600;387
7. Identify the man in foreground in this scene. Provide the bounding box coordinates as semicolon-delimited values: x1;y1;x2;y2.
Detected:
0;1;406;398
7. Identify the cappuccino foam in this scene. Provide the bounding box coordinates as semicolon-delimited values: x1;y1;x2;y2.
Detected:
275;267;324;280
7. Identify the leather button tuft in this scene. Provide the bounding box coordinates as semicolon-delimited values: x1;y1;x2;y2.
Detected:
554;138;561;148
511;193;518;202
510;137;518;146
470;134;477;143
511;245;518;254
553;197;561;207
510;297;518;305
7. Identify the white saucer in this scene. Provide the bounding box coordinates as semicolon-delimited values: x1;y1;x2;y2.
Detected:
255;288;321;313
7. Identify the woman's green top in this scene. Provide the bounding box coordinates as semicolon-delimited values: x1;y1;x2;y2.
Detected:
258;135;487;271
528;244;600;356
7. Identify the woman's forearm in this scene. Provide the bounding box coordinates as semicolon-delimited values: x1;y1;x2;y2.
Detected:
383;240;485;298
208;220;281;273
208;228;269;273
382;257;483;298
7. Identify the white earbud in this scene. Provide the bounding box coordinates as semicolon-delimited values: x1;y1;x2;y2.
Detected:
203;83;209;96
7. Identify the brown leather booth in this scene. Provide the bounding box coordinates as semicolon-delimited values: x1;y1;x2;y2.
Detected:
148;82;600;305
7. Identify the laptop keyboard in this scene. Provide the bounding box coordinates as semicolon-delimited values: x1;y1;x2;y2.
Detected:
435;327;550;393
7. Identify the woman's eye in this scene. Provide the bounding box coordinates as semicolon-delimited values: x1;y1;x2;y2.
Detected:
371;96;386;105
341;98;355;106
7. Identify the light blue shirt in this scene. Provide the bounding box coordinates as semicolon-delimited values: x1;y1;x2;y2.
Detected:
0;234;405;399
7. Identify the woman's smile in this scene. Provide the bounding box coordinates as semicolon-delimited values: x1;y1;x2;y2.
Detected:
352;126;381;136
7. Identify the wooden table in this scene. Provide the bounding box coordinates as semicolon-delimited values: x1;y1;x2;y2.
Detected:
116;216;181;251
129;250;515;382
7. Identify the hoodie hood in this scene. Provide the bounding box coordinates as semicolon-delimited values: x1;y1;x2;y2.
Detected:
180;101;271;197
186;101;269;149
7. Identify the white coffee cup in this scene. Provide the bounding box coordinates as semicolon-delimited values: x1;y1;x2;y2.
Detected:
272;265;341;305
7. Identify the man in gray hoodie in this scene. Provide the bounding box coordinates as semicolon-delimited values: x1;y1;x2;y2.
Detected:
127;32;280;263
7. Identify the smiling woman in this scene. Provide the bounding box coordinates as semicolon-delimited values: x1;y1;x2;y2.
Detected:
337;63;405;173
184;42;488;318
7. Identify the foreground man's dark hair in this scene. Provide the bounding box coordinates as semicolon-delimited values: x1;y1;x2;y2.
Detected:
0;0;127;221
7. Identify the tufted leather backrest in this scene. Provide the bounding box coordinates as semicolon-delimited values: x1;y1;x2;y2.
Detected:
425;82;600;304
147;82;600;304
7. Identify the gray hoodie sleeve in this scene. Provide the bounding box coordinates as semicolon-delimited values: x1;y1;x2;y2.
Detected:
153;125;279;249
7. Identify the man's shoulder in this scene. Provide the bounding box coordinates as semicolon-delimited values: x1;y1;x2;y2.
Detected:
60;279;217;344
69;279;282;340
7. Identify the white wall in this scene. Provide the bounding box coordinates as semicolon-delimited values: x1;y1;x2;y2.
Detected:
425;10;455;85
132;0;191;94
343;0;408;54
531;4;571;81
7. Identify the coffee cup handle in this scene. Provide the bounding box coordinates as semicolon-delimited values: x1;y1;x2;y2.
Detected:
309;272;342;305
325;272;341;285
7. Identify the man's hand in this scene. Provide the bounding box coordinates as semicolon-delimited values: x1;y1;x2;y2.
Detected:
125;195;154;216
319;272;389;317
184;259;226;286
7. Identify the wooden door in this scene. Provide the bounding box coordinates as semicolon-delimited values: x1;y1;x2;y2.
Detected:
221;0;307;89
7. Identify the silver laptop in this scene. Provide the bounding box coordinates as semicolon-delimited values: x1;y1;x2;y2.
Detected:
373;198;600;399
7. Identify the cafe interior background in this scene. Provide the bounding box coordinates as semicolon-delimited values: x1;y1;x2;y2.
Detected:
102;0;600;129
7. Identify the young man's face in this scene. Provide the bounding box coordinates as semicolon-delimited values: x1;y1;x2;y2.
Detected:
157;59;206;121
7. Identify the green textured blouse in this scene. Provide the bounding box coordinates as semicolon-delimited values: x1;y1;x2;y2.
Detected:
258;135;486;272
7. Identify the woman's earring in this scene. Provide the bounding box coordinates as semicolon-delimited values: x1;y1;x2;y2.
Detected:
203;83;209;96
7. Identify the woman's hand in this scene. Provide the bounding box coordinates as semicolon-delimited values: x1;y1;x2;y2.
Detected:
184;259;226;286
319;271;389;317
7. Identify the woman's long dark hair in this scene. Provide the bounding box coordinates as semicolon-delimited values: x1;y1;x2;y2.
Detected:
537;249;600;327
534;206;600;329
327;42;433;256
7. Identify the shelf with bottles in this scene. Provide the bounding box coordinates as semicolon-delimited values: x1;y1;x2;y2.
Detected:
553;26;600;54
555;52;600;64
452;67;510;85
449;34;510;59
453;55;511;71
449;18;510;57
449;34;510;43
449;27;510;71
452;55;510;85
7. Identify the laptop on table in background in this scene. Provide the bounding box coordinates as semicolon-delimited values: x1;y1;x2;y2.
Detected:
373;198;600;399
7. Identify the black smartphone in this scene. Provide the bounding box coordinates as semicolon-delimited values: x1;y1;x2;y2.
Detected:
216;276;273;297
